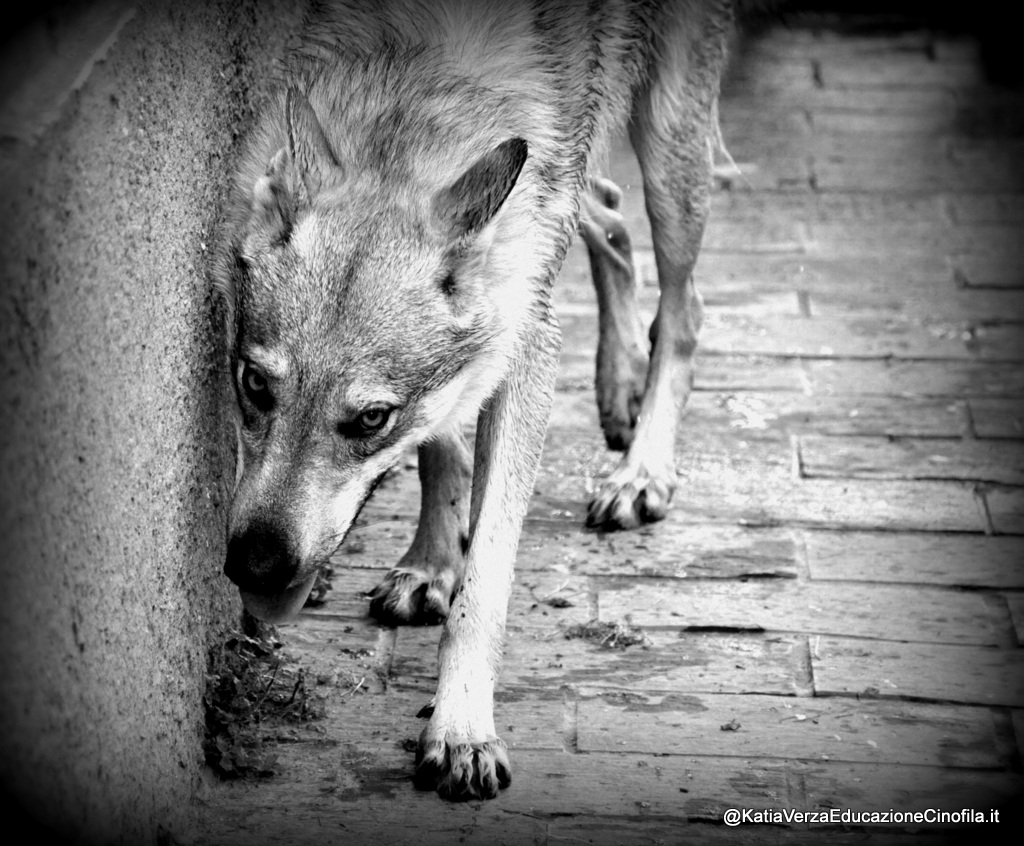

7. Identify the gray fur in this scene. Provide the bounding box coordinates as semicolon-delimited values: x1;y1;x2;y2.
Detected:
214;0;738;801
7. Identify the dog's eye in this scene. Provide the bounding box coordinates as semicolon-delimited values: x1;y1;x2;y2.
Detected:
244;368;266;394
239;363;273;410
357;407;390;433
340;406;392;438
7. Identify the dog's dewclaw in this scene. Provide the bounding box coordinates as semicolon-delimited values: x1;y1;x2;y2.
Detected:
414;736;511;801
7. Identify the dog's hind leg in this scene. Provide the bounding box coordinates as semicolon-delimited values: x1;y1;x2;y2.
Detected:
586;7;730;530
368;428;472;625
415;317;560;800
580;177;649;452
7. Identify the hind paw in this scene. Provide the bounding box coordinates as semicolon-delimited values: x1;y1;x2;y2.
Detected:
414;734;511;801
596;347;648;452
586;464;676;531
367;567;456;625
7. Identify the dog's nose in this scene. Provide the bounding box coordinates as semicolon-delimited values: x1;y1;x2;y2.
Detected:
224;523;299;595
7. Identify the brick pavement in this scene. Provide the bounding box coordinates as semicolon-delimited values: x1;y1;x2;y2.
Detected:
197;13;1024;845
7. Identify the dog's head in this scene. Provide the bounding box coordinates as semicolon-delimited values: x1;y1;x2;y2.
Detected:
215;88;527;622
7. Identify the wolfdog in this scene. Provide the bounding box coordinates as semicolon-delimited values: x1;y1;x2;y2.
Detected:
215;0;736;800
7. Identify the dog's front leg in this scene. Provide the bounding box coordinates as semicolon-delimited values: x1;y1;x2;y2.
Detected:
415;317;559;801
368;429;472;625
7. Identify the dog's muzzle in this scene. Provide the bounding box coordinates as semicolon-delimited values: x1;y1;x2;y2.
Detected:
224;524;318;623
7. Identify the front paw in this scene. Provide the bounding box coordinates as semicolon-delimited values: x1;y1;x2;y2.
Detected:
414;731;511;801
367;566;456;625
586;462;676;530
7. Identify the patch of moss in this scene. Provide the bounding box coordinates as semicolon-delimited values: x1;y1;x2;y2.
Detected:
203;628;325;778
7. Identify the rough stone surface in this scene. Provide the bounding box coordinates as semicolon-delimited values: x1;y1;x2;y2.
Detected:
0;1;305;842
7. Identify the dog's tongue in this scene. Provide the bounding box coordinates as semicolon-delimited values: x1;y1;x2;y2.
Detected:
240;570;319;624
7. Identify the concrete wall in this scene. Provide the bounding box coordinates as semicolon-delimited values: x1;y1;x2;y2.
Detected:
0;2;305;842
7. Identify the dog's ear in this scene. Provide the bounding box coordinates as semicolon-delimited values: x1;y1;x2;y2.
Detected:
283;87;339;203
433;137;528;241
251;88;339;242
